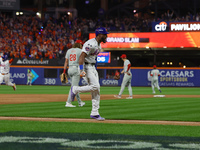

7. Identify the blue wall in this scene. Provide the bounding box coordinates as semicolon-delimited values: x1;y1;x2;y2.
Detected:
9;67;200;87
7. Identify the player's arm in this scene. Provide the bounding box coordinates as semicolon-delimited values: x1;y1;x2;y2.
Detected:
79;52;87;77
63;58;68;74
125;64;131;75
9;58;14;64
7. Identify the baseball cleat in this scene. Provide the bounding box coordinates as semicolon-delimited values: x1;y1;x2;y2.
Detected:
79;101;85;107
153;91;155;94
90;115;105;121
159;89;162;93
114;95;121;98
126;96;133;99
12;84;16;91
65;102;76;107
70;86;76;101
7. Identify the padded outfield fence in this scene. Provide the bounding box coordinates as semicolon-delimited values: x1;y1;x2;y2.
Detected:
9;66;200;87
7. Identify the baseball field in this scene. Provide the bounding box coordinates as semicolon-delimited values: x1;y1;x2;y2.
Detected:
0;85;200;150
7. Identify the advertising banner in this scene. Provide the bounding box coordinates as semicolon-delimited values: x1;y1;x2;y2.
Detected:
89;32;200;48
152;21;200;32
132;68;200;87
169;22;200;32
9;67;200;87
97;52;111;63
152;21;169;32
12;58;64;66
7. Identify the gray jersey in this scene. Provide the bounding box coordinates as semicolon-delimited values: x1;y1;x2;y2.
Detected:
65;48;82;66
82;38;101;63
150;69;160;80
123;59;131;74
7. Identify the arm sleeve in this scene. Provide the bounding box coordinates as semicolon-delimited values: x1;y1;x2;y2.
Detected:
126;64;131;72
9;58;14;64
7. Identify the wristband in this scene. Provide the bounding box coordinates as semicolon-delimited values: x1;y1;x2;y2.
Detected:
79;65;83;70
63;69;66;73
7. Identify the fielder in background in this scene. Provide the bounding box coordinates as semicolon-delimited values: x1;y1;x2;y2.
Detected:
150;65;162;94
114;54;133;99
27;70;33;86
69;27;109;121
0;55;16;90
63;41;85;107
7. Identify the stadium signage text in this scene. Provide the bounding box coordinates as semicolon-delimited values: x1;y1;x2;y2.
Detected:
160;70;194;77
170;22;200;31
16;59;49;65
106;37;149;43
102;79;118;85
107;37;139;43
155;22;167;31
10;73;25;78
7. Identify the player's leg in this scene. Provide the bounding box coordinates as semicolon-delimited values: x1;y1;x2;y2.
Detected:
30;79;32;86
118;75;129;96
155;80;161;93
151;80;155;93
0;74;3;84
65;68;76;107
89;69;104;120
4;74;16;90
72;71;85;106
4;74;14;86
126;76;133;99
73;66;99;93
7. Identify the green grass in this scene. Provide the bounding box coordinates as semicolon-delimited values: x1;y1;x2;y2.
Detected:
1;85;200;138
1;98;200;121
1;120;200;137
0;85;200;95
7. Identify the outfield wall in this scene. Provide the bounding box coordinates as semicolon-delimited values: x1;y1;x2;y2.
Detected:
9;66;200;87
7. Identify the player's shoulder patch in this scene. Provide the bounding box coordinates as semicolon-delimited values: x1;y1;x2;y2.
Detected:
85;47;90;51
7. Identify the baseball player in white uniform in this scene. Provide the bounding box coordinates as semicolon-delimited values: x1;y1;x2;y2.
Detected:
27;70;33;86
64;41;85;107
114;54;133;99
0;55;16;90
150;65;161;94
69;27;109;121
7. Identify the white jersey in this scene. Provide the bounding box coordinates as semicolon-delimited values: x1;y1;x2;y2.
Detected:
150;69;160;80
0;58;11;74
123;59;131;74
65;48;82;66
82;38;101;63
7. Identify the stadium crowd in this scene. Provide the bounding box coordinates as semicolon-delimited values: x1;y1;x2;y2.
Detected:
0;10;200;60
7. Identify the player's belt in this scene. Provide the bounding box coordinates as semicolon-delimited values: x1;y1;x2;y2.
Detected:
85;62;95;66
1;73;8;75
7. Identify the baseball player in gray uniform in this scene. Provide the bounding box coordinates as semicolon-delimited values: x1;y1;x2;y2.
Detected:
70;27;109;121
27;70;33;86
63;41;85;107
114;54;133;99
150;65;162;94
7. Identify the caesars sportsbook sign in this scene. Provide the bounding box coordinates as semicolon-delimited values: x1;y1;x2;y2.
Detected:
89;32;200;48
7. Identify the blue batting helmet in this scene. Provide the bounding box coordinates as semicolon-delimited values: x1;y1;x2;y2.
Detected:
95;27;109;36
2;55;8;61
